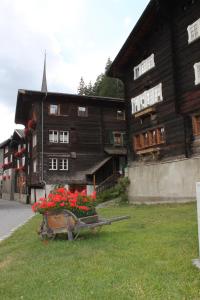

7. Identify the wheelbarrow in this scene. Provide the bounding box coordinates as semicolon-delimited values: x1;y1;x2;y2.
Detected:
38;209;130;241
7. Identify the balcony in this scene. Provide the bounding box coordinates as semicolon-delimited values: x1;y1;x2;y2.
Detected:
134;106;156;119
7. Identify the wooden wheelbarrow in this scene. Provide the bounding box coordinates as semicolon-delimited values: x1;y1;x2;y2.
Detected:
38;209;130;241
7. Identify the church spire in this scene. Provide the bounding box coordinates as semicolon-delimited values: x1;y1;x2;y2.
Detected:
41;51;47;94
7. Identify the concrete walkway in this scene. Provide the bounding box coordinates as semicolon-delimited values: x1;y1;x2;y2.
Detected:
0;199;34;242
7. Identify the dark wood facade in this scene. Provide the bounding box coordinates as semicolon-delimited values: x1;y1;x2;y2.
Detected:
108;0;200;162
15;91;126;198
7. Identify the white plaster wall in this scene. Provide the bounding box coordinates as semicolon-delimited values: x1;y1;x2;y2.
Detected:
128;157;200;203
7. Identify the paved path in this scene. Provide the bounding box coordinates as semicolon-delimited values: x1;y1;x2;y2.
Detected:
0;199;34;242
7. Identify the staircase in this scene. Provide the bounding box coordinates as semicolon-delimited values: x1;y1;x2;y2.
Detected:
96;173;120;193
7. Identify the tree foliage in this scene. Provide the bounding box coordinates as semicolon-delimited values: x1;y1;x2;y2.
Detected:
77;58;124;98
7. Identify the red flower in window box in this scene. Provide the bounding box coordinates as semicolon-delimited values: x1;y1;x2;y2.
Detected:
7;175;11;180
28;119;36;130
3;176;6;180
24;127;30;136
21;148;26;154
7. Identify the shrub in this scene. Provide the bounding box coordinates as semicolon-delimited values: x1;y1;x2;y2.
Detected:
97;177;130;204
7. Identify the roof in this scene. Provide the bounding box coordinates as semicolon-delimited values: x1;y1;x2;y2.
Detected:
15;89;125;125
108;0;171;78
14;129;25;139
104;147;127;155
86;157;112;175
0;138;12;149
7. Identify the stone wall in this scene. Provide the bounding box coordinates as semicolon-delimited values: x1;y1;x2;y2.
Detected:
128;157;200;203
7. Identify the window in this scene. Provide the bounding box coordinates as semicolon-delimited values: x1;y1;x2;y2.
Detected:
49;130;59;143
49;158;58;170
131;83;163;114
32;134;37;148
28;165;30;175
4;157;8;164
192;115;200;135
22;156;25;167
5;146;8;154
60;131;69;143
133;127;165;152
17;160;20;169
187;18;200;43
33;159;37;173
18;144;21;152
10;154;13;163
49;104;60;115
134;135;141;150
117;110;125;120
113;132;124;146
133;54;155;79
194;62;200;85
78;106;88;117
59;159;68;170
27;143;30;152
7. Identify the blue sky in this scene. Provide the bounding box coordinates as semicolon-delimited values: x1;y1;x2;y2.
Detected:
0;0;149;142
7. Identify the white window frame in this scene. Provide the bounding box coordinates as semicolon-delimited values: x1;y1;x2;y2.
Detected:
59;159;69;171
4;157;8;164
10;154;13;163
49;130;59;143
49;158;58;170
32;134;37;148
18;144;21;152
133;54;155;80
194;62;200;85
78;106;88;117
131;83;163;114
33;159;37;173
49;104;60;115
27;143;30;152
187;18;200;44
59;131;69;143
17;160;20;169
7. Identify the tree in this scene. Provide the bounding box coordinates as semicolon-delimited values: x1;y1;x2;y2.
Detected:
77;58;124;98
77;77;86;95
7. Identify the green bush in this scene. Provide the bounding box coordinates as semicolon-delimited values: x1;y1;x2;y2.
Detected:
97;177;130;204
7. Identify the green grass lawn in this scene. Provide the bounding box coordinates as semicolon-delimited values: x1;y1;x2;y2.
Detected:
0;203;200;300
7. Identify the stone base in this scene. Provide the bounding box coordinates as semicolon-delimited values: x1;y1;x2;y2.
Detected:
128;156;200;203
192;259;200;269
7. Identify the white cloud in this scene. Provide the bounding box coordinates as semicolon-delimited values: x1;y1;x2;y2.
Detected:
124;16;133;28
0;103;24;143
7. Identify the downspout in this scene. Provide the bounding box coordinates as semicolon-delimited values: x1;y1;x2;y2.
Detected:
41;95;47;197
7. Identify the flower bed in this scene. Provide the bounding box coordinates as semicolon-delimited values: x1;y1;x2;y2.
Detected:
32;187;97;218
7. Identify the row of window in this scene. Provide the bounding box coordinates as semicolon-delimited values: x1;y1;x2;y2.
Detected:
134;54;155;80
131;83;163;114
49;130;69;143
49;158;68;171
49;104;125;120
187;17;200;44
134;127;165;151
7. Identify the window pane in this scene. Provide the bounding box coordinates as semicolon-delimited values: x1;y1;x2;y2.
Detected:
50;104;59;115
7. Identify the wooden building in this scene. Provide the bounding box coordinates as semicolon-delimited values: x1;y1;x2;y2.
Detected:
0;130;27;202
14;90;126;203
108;0;200;202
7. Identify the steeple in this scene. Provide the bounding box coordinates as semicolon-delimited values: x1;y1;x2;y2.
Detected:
41;51;47;94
